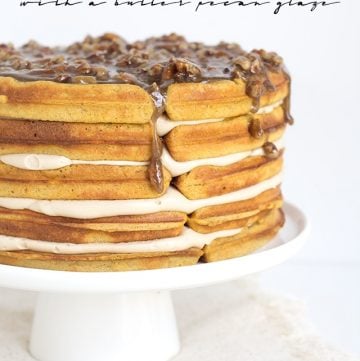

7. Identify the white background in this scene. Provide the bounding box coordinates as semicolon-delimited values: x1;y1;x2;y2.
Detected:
0;0;359;357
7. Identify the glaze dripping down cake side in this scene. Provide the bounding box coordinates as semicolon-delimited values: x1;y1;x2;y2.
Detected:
0;33;291;271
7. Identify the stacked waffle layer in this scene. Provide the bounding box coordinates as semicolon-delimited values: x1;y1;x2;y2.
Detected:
0;34;291;271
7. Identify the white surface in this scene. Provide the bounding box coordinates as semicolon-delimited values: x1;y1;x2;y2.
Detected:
0;202;308;293
30;291;180;361
0;278;358;361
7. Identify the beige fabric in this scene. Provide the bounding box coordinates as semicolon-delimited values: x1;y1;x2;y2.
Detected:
0;279;358;361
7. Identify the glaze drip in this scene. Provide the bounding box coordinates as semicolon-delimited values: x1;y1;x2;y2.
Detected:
262;142;279;159
282;68;294;125
232;51;276;113
149;84;166;193
248;117;264;139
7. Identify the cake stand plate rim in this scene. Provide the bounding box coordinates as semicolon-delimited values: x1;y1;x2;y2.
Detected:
0;201;310;293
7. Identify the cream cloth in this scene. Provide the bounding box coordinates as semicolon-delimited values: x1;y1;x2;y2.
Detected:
0;278;358;361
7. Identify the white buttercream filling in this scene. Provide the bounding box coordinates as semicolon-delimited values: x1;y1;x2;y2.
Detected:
256;99;284;114
156;99;284;136
0;173;282;219
0;139;284;177
0;225;242;254
156;116;224;136
0;154;148;170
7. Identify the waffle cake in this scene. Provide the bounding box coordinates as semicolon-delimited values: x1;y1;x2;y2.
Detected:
0;33;292;271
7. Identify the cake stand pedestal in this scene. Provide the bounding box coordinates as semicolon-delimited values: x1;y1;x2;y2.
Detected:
30;291;179;361
0;202;309;361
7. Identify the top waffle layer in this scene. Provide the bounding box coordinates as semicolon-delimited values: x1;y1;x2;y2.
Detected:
0;33;290;123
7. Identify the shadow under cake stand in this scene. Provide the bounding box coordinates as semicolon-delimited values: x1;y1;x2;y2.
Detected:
0;202;309;361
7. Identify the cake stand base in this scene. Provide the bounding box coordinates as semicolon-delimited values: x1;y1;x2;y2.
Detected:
30;291;179;361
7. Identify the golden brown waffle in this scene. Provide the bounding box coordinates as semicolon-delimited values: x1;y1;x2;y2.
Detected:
0;248;203;272
0;118;152;161
0;208;187;243
173;154;283;199
0;78;154;124
188;188;282;233
0;72;288;123
0;164;172;200
165;106;285;161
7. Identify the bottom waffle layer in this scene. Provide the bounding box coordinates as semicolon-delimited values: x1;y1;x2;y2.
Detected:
0;248;203;272
0;208;284;271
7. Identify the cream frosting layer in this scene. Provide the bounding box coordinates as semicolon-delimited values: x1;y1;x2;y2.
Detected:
0;226;242;254
0;153;148;170
0;173;282;219
0;138;284;177
157;99;284;136
256;100;284;114
0;154;147;170
157;116;224;136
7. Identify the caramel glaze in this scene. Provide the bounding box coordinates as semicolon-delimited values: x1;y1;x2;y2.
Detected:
0;33;294;193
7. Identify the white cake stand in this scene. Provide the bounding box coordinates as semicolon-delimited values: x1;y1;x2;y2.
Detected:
0;202;309;361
